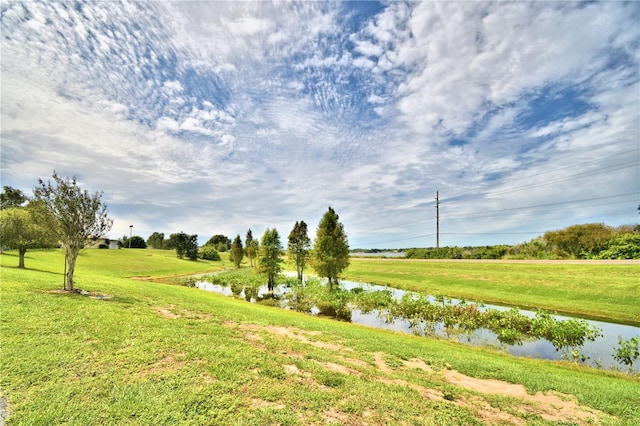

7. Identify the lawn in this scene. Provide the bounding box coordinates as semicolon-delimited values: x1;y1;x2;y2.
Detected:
344;258;640;325
1;249;639;425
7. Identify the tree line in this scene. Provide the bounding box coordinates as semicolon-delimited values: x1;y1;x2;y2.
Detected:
143;207;350;291
405;223;640;260
0;176;351;292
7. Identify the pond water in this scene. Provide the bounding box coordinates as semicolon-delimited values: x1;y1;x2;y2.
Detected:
194;278;640;372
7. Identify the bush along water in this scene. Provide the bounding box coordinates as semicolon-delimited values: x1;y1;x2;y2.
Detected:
195;270;612;368
380;294;603;360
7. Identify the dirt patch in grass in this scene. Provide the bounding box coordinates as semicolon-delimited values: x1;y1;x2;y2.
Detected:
138;353;186;378
402;358;433;372
461;395;526;426
251;398;286;410
378;378;444;402
284;364;303;376
238;324;349;351
155;306;180;319
441;368;611;424
373;352;393;373
153;305;211;320
231;322;613;425
336;355;369;369
319;361;360;376
48;289;113;300
371;352;611;425
320;408;350;425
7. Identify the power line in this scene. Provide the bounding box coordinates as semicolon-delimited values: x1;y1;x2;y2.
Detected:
442;160;637;204
443;192;638;219
440;147;640;203
354;196;637;247
351;151;638;234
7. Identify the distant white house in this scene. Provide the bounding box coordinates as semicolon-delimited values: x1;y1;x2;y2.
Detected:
85;238;121;249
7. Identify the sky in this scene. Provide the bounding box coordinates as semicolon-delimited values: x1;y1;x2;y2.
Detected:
1;0;639;249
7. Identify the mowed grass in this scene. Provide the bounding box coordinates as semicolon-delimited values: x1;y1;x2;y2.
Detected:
0;249;639;425
344;258;640;325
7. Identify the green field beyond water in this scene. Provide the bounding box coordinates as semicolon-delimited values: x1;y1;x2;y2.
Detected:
345;258;640;326
1;249;639;425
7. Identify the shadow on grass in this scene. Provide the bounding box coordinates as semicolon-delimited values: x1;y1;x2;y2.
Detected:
44;288;139;305
1;264;63;277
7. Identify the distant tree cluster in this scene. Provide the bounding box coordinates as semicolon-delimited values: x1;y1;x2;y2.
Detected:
144;207;350;291
405;223;640;260
122;235;147;249
0;177;353;293
206;234;231;252
169;232;198;260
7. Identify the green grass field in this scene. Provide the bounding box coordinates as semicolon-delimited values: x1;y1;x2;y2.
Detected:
1;249;639;425
344;258;640;325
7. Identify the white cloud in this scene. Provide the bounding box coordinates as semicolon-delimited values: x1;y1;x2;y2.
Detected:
2;1;638;248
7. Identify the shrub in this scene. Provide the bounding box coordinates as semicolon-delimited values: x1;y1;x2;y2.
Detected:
198;245;221;261
595;234;640;259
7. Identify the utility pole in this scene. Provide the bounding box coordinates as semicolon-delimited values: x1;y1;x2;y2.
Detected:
435;191;440;249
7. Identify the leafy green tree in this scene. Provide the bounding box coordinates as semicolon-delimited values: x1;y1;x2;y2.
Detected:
146;232;165;249
185;235;198;260
288;220;311;283
257;228;283;291
544;223;614;258
169;232;199;260
312;207;349;291
0;205;56;268
230;234;244;268
33;172;113;291
123;235;147;249
206;234;231;252
595;234;640;259
1;186;28;210
245;229;259;267
198;245;221;261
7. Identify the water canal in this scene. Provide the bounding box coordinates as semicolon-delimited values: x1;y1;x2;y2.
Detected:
194;276;639;372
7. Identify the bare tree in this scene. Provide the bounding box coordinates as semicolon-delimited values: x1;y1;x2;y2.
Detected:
33;172;113;291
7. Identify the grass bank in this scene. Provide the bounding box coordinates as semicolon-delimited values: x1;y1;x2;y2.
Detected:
344;258;640;325
1;250;639;425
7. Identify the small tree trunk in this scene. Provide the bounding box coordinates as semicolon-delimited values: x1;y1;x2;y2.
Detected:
65;248;79;291
18;247;26;269
327;277;333;292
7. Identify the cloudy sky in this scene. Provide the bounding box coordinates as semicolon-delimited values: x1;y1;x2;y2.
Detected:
1;1;638;249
